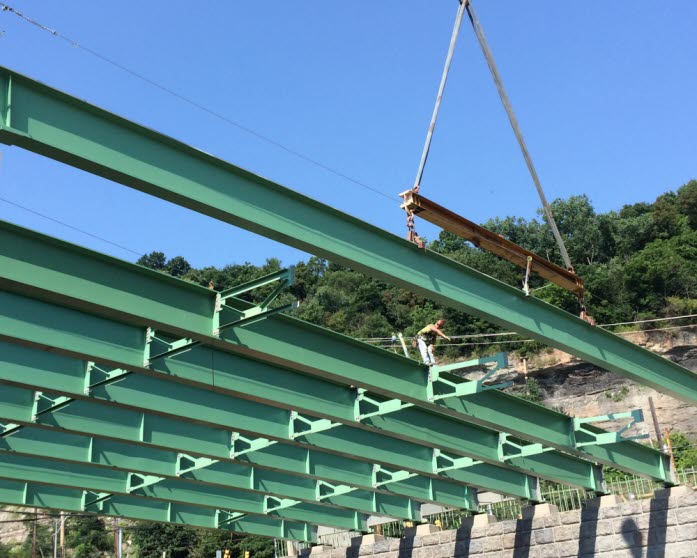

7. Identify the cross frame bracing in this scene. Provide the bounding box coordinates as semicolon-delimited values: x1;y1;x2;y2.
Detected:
0;66;693;542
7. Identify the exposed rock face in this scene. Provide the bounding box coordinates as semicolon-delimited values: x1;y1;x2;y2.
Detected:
505;330;697;439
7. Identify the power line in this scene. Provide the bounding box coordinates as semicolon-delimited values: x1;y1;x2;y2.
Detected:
0;3;397;204
0;195;144;256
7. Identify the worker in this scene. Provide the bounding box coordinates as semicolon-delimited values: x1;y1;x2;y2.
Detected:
416;319;451;366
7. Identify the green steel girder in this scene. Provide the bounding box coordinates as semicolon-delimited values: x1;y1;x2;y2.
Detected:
0;451;367;531
0;68;694;406
0;338;606;493
0;478;315;541
0;380;536;503
0;287;671;486
0;425;425;518
0;222;673;485
0;389;480;510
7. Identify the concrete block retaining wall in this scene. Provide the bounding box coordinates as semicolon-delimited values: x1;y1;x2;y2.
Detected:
295;489;697;558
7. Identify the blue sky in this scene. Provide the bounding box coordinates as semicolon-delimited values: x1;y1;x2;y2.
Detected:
0;1;695;268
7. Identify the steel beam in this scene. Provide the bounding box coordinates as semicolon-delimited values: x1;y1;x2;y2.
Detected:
0;67;694;404
0;380;536;502
0;282;671;485
0;425;423;520
0;387;480;509
0;478;315;541
0;339;611;492
0;452;367;531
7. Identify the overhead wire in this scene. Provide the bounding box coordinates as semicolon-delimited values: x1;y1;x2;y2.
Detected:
0;3;397;204
0;195;144;257
359;313;697;343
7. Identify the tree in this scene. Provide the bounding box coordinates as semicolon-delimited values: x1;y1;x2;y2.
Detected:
65;515;111;558
130;522;198;558
677;179;697;229
668;431;697;469
137;251;167;271
166;255;192;278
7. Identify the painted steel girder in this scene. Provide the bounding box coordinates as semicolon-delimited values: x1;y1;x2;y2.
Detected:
0;387;481;508
0;294;616;489
0;451;367;531
0;425;423;520
0;232;671;486
0;381;535;502
0;478;315;541
0;68;694;405
0;339;602;493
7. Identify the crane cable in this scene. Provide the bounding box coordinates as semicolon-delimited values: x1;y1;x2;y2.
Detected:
464;0;573;272
409;0;574;276
412;0;468;193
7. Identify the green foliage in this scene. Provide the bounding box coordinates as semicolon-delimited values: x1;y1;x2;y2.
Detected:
130;522;198;558
668;432;697;469
519;377;543;403
604;386;629;402
128;523;274;558
65;515;111;558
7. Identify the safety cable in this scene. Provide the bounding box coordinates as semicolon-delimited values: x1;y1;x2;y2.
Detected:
464;0;573;271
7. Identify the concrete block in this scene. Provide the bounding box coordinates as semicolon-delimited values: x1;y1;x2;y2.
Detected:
654;485;693;499
357;545;373;556
433;542;455;558
415;524;442;537
533;528;554;545
560;510;581;524
480;536;503;553
537;545;561;558
420;534;440;546
619;501;643;516
459;514;498;529
502;533;517;549
372;541;390;553
655;542;694;558
308;546;333;555
521;504;559;520
676;505;697;525
350;534;384;546
553;525;577;542
485;523;503;537
585;494;623;508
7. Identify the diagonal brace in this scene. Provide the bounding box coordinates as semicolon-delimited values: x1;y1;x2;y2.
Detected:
428;352;511;401
216;509;247;527
289;412;340;440
498;433;556;461
315;480;358;501
82;490;112;512
354;389;414;422
176;453;219;476
230;431;278;458
144;328;200;366
372;464;418;488
127;472;166;493
573;409;650;448
432;449;483;474
214;267;298;336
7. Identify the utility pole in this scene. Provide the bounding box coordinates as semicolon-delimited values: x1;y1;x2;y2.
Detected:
32;508;37;558
113;518;118;558
59;512;65;558
53;517;58;558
